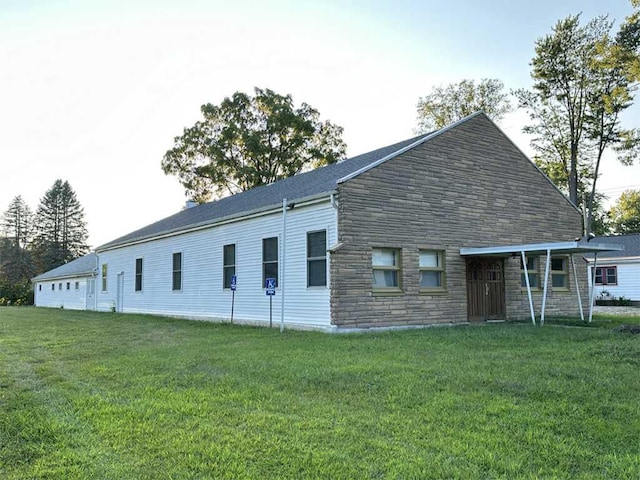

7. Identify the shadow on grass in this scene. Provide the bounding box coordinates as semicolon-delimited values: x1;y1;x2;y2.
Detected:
510;313;640;330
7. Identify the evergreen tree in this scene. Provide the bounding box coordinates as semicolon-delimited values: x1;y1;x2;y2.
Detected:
0;196;34;284
32;180;89;273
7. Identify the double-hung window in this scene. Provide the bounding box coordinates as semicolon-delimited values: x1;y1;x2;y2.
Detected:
223;244;236;289
172;253;182;291
101;264;108;292
520;257;539;289
307;230;327;287
419;250;445;290
551;257;569;290
372;248;401;290
135;258;143;292
593;266;617;285
262;237;278;287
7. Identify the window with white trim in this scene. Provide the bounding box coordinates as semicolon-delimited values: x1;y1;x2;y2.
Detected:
592;266;617;285
223;244;236;289
101;264;108;292
307;230;327;287
372;248;401;290
262;237;278;287
135;258;143;292
172;253;182;291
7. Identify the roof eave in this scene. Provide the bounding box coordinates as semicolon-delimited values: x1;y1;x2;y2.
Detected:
97;191;334;252
460;241;624;258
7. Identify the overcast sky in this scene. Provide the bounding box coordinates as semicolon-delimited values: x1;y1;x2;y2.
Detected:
1;0;639;248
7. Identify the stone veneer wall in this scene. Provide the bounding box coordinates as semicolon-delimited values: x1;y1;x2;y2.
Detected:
329;114;589;328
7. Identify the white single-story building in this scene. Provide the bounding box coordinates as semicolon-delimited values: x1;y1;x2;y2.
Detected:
32;253;98;310
586;234;640;304
33;113;622;329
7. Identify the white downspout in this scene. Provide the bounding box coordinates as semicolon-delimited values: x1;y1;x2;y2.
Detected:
280;198;287;333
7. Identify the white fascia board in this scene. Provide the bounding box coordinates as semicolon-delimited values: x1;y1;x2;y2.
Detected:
584;256;640;264
336;112;485;185
32;271;95;282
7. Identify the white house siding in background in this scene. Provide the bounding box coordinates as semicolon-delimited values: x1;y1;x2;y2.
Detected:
34;276;93;310
588;259;640;301
32;252;98;310
96;200;336;327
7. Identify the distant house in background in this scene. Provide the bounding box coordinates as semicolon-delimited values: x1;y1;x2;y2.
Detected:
32;253;98;310
32;113;620;329
586;234;640;305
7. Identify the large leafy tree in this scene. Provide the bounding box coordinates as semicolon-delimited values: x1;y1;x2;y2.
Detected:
515;10;640;235
610;189;640;233
162;87;347;203
415;78;512;133
32;179;89;273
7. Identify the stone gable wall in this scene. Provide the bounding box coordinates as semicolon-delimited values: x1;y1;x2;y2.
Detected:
330;114;588;327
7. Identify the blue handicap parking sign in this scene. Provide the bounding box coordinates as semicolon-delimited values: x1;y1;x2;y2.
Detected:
265;277;276;295
230;275;237;291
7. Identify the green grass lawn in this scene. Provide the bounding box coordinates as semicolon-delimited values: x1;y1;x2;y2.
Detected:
1;308;639;479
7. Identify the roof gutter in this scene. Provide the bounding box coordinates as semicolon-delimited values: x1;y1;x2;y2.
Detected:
97;192;334;253
32;271;96;282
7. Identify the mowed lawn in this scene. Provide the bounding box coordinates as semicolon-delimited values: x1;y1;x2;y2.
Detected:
1;308;639;479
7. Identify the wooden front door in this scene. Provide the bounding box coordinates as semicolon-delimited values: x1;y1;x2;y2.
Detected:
466;258;505;321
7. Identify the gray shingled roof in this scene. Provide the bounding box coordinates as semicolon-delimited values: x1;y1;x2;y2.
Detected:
32;253;98;281
584;234;640;259
97;132;431;250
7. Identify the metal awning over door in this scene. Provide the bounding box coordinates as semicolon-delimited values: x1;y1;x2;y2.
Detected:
460;241;623;325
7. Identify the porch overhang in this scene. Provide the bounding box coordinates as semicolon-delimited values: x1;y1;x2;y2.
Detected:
460;241;624;326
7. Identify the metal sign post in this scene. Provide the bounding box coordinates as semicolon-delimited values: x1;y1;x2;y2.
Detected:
265;277;276;328
230;275;237;324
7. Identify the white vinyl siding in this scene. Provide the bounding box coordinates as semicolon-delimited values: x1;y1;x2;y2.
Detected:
95;200;335;327
588;261;640;301
33;275;91;310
